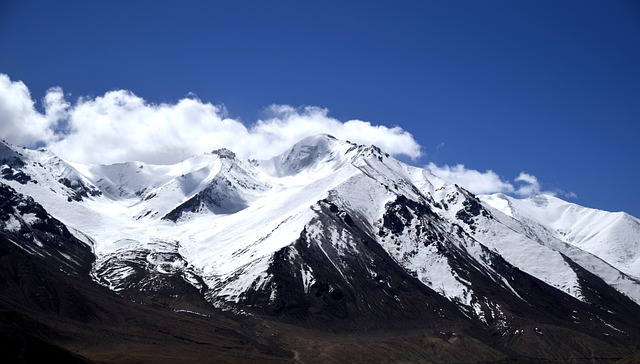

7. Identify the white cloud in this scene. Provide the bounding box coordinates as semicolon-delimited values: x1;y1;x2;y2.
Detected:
48;90;249;164
424;163;567;199
42;87;70;127
0;74;421;165
0;73;574;201
248;105;421;162
425;163;516;195
0;74;57;146
514;172;541;197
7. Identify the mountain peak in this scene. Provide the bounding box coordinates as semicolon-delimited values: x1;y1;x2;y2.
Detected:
2;135;640;362
0;140;25;167
211;148;236;159
266;134;357;177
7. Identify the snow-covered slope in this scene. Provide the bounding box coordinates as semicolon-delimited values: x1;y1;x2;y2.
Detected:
481;193;640;279
2;135;639;326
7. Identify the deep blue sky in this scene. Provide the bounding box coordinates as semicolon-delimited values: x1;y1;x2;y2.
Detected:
1;1;639;217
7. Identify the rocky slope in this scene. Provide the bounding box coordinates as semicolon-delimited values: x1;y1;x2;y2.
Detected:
1;135;639;362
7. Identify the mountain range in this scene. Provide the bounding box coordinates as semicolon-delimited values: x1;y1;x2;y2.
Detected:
1;134;639;363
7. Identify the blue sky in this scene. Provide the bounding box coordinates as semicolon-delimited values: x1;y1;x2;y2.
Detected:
1;1;639;217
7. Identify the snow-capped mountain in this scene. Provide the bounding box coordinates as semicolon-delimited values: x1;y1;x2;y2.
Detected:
1;135;639;362
481;193;640;279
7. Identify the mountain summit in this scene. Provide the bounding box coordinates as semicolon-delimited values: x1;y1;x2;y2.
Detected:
1;135;639;362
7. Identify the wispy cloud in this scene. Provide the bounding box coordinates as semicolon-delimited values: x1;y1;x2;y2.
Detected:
514;172;541;197
0;74;421;165
425;163;575;199
425;163;516;195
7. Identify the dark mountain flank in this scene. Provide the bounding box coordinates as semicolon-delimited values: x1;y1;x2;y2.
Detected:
1;136;639;362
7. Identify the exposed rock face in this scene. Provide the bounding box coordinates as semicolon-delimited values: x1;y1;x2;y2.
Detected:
1;135;640;362
0;182;94;275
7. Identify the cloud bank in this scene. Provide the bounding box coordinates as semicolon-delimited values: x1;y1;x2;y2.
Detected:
0;73;568;199
0;74;420;165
